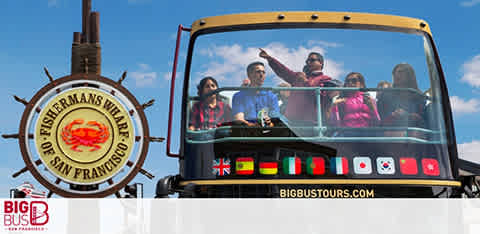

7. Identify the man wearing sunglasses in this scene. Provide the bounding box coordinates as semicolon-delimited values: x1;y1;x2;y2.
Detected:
259;48;341;123
232;62;279;127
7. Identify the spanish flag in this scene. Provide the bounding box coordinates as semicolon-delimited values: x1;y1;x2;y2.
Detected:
236;157;254;175
259;162;278;175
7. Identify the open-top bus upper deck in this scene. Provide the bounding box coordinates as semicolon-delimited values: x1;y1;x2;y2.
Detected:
163;12;472;198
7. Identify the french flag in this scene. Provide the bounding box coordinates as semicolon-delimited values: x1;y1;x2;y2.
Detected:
331;157;348;175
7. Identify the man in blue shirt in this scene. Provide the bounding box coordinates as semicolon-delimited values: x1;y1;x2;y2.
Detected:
233;62;279;127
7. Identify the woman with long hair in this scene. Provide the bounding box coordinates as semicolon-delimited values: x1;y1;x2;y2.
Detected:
377;63;426;136
189;77;232;131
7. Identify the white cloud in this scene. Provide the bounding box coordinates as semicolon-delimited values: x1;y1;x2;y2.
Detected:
48;0;59;7
131;63;157;87
195;42;345;87
461;55;480;87
163;71;182;81
307;40;343;48
460;0;480;7
458;140;480;165
138;63;150;70
450;96;480;115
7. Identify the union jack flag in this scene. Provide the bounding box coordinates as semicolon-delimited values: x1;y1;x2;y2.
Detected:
213;158;231;176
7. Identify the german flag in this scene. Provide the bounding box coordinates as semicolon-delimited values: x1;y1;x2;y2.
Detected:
236;157;254;175
259;162;278;175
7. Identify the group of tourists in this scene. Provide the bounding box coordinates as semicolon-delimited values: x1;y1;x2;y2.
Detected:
188;48;426;138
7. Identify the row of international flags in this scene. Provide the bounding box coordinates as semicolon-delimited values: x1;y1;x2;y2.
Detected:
212;157;440;177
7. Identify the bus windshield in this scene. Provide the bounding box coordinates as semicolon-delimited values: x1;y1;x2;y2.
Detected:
183;27;453;181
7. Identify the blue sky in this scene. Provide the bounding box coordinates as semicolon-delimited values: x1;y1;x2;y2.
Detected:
1;0;479;197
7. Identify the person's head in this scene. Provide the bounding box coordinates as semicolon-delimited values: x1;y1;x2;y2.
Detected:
376;80;391;98
246;62;266;87
305;52;324;72
377;80;392;89
392;63;418;90
277;82;291;100
197;76;219;99
344;72;366;88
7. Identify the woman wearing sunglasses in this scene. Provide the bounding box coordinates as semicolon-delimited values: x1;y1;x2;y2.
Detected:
329;72;380;136
259;48;341;124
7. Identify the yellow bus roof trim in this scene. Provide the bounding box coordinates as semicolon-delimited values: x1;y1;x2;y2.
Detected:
179;179;460;187
191;12;431;36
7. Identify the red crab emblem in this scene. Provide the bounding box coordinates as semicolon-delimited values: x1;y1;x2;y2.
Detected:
61;119;109;152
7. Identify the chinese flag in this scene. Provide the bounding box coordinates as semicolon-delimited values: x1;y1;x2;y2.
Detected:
399;157;418;175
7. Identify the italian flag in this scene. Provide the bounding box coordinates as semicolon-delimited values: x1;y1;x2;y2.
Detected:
259;162;278;175
331;157;348;175
236;157;254;175
306;157;325;175
283;157;301;175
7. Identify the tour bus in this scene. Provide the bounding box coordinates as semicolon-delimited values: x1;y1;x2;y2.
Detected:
157;12;480;198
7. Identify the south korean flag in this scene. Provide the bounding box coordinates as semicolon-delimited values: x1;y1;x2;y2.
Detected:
376;157;395;174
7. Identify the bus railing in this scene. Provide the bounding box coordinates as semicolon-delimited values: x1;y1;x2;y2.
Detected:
185;86;444;144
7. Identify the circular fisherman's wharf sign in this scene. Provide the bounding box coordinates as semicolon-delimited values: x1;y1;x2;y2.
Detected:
34;88;134;184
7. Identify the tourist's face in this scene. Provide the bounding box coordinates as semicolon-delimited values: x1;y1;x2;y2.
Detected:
306;54;323;71
345;75;363;88
202;79;217;97
248;65;266;87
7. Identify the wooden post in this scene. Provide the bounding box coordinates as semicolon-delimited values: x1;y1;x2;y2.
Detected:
90;12;100;44
73;32;81;45
81;0;91;43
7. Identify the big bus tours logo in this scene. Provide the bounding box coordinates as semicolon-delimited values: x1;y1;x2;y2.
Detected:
3;201;49;231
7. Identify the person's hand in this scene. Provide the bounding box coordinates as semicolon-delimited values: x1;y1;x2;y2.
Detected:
296;72;307;83
263;115;274;127
333;97;346;105
241;78;251;87
393;108;406;117
259;48;270;59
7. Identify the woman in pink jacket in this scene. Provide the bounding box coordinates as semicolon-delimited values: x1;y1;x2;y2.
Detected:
329;72;380;136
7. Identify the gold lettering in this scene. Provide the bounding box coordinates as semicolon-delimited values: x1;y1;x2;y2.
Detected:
42;117;53;127
114;115;124;123
103;99;116;112
45;109;58;120
83;169;91;180
91;167;99;179
80;93;87;103
87;93;97;105
117;122;128;130
104;161;112;172
111;154;122;164
62;163;72;176
39;128;50;137
117;143;128;150
50;156;60;167
95;95;103;106
74;168;82;179
52;103;62;113
68;94;79;105
59;98;70;110
96;165;106;177
119;131;129;137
